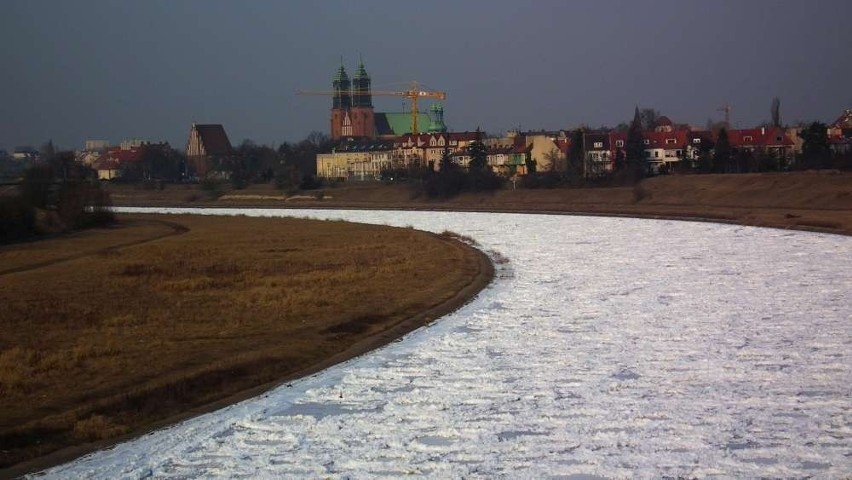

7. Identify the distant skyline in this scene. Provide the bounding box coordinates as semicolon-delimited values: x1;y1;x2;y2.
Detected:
2;0;851;151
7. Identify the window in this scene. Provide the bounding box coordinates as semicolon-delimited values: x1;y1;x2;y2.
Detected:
744;136;753;142
654;151;659;158
666;138;676;145
693;138;701;144
643;139;650;145
593;141;603;148
615;140;624;147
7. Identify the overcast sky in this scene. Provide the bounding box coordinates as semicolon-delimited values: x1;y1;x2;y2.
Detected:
2;0;850;151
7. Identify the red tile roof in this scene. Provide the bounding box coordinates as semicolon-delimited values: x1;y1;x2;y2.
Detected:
394;132;481;146
656;116;673;127
93;156;121;170
511;144;532;154
642;130;688;148
725;127;792;147
103;146;143;163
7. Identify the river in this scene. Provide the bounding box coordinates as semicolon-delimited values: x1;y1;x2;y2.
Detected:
40;208;852;478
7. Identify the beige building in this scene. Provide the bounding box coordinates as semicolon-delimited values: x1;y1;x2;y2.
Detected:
316;145;393;180
392;132;480;170
317;132;482;179
526;134;567;172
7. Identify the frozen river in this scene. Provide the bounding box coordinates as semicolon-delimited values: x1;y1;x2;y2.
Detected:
42;208;852;478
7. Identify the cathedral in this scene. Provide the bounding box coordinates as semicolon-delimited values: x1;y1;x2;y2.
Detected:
329;61;447;140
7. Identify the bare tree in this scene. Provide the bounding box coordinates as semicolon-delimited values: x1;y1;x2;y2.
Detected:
305;131;331;149
543;148;564;172
640;108;661;131
771;97;781;128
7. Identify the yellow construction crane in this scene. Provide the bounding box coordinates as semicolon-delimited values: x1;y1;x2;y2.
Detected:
298;80;447;135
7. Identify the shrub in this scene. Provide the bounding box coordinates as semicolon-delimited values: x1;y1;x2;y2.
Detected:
422;169;504;199
200;177;228;198
57;181;114;229
20;164;55;209
72;414;128;442
465;169;504;192
521;171;564;189
423;169;465;198
0;196;37;243
299;174;323;190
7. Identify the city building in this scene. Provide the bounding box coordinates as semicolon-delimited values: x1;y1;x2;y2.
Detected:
12;146;38;161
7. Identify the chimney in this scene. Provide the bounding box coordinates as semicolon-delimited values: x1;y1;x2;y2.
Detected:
761;127;765;135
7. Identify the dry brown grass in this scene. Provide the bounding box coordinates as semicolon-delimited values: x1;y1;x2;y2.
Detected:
0;213;487;471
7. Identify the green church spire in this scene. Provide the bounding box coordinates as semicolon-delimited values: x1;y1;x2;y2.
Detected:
332;62;351;109
352;56;372;108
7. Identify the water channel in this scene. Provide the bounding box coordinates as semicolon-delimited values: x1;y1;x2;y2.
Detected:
41;208;852;478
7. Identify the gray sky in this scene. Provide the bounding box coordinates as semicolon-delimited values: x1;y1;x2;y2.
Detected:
2;0;850;151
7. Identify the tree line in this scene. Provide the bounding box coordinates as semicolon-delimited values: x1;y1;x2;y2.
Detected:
115;131;335;191
1;149;113;243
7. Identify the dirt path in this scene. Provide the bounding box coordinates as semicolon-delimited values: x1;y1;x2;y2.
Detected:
0;219;188;276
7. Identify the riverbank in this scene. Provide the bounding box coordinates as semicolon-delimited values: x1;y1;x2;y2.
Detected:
11;171;847;474
0;214;493;478
106;171;852;236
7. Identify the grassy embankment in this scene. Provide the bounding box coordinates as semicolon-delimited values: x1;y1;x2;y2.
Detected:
0;214;490;474
106;171;852;235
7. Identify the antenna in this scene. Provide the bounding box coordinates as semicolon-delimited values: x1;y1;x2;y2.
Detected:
717;103;732;129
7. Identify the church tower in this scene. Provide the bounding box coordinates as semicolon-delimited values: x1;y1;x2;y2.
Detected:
350;59;375;138
330;60;375;140
330;64;352;139
427;103;447;133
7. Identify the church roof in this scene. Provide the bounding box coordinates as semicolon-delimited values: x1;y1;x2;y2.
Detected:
194;124;233;156
830;109;852;129
375;112;432;136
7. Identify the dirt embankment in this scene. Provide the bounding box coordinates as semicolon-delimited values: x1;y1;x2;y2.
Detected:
108;171;852;235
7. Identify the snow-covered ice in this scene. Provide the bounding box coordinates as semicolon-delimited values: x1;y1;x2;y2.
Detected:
39;209;852;478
